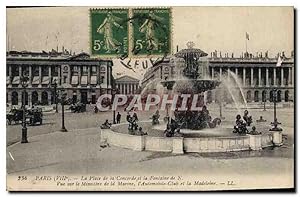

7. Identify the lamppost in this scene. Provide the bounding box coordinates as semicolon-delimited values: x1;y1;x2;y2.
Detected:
60;90;68;132
52;79;58;113
20;72;29;143
263;90;266;111
111;88;117;124
270;89;282;131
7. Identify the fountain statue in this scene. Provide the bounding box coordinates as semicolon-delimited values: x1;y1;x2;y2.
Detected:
151;110;160;125
161;42;221;130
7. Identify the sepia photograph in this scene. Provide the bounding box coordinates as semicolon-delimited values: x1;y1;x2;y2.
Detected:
5;5;295;191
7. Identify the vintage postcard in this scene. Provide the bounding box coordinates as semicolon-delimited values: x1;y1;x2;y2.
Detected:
6;6;294;191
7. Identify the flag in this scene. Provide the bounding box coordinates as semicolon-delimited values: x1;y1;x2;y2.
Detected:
276;55;283;67
246;32;250;40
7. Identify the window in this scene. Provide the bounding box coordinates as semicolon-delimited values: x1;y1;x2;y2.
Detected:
285;91;289;102
92;66;97;74
72;66;78;75
12;66;19;76
262;91;266;102
82;66;88;75
33;66;39;76
254;91;259;102
42;66;49;76
246;91;252;102
52;66;59;76
22;67;29;75
63;76;67;84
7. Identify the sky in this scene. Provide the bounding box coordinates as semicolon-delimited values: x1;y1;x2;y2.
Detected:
6;6;294;79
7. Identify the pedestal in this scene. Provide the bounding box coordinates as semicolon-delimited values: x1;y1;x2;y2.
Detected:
133;136;145;151
248;134;262;151
172;137;184;154
271;131;283;146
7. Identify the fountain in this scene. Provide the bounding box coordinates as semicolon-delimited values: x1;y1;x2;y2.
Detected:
161;42;221;130
102;42;284;154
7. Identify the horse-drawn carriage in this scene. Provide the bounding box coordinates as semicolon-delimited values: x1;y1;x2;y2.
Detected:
6;107;43;126
69;102;86;113
6;108;23;125
26;108;43;125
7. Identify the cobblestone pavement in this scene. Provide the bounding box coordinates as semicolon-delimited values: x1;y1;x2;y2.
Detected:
6;104;294;183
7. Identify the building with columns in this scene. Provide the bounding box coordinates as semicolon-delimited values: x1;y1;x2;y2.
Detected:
6;51;113;106
208;55;294;103
115;75;140;95
141;51;294;103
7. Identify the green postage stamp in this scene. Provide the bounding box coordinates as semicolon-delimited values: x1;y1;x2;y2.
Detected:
131;8;172;56
90;9;129;57
90;8;172;57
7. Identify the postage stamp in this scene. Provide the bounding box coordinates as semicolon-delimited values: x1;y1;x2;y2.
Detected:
131;8;172;56
90;9;129;57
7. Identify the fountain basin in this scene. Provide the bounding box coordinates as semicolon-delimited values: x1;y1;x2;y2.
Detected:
100;121;282;154
161;79;221;92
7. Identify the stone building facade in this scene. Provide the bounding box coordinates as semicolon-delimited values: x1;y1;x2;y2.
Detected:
6;51;113;106
141;52;294;103
115;75;140;95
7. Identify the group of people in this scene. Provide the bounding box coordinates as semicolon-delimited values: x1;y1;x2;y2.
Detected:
99;111;127;129
233;110;261;135
127;112;139;131
126;112;147;136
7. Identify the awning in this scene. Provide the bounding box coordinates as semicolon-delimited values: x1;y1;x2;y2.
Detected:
90;76;97;85
32;76;40;85
71;76;79;85
81;76;88;85
42;76;50;85
12;76;20;85
6;76;10;84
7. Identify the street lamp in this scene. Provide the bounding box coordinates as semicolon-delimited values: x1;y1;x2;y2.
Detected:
60;90;68;132
270;89;282;131
111;88;117;124
52;79;58;113
20;72;29;143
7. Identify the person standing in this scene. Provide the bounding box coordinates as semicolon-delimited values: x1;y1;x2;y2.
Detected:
116;112;121;124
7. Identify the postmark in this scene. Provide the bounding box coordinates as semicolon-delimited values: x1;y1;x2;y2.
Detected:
90;9;129;57
131;8;172;57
